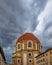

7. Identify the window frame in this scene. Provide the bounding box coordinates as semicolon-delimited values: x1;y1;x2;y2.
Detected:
27;40;33;49
17;58;21;64
28;52;32;56
17;43;21;51
28;59;32;63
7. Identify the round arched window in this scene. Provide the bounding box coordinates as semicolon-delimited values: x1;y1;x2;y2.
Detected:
17;43;21;50
27;41;33;49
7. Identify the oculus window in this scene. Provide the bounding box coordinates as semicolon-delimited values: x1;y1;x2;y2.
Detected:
28;52;32;56
29;59;32;63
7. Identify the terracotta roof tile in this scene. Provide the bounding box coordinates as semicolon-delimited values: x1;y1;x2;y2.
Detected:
16;33;41;44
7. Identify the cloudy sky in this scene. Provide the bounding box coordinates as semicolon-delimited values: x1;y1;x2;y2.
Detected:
0;0;52;63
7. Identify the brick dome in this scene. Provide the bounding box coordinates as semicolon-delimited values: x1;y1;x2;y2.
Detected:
16;33;41;44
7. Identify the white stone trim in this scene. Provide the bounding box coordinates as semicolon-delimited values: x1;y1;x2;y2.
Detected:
34;54;38;57
36;43;37;50
22;43;24;49
23;53;27;65
34;54;38;65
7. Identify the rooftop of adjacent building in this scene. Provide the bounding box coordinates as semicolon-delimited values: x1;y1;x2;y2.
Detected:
16;33;41;44
36;48;52;58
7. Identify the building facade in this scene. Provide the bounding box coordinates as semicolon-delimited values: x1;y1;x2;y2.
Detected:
36;48;52;65
0;33;52;65
12;33;42;65
0;46;6;65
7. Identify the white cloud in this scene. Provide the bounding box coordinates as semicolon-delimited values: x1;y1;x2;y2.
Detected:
34;0;52;48
3;47;13;55
45;26;52;36
20;0;33;10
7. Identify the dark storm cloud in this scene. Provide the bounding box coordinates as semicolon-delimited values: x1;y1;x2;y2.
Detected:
0;0;48;63
0;0;47;47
